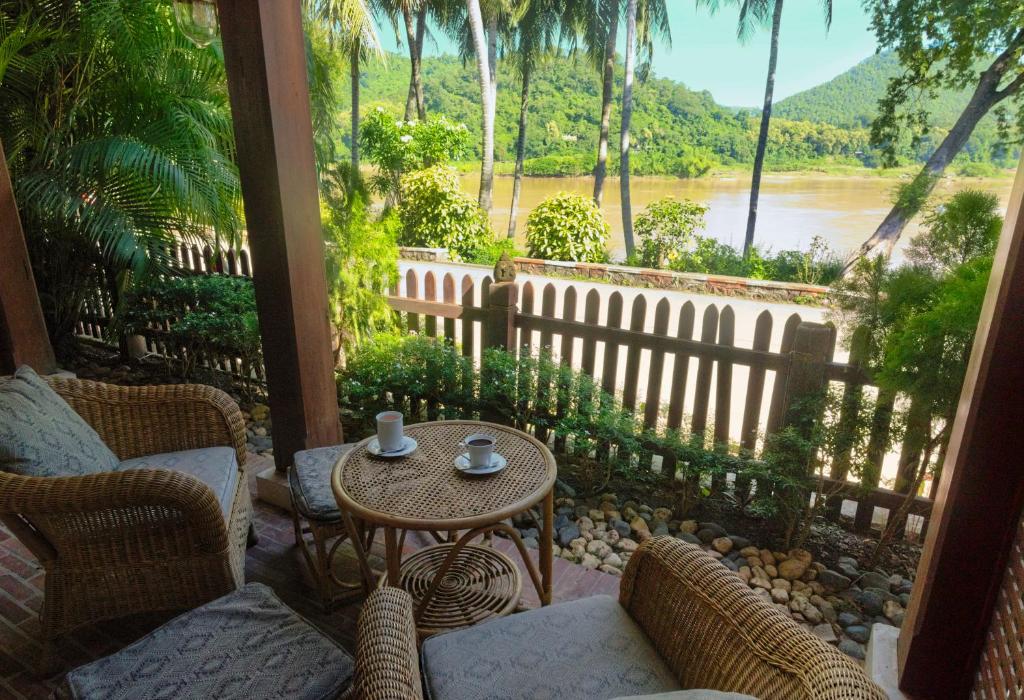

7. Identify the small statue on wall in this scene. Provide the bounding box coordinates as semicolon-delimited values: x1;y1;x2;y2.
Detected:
494;252;517;283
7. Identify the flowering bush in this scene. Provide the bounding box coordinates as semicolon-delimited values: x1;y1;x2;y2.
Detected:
397;166;494;260
633;197;708;269
525;192;609;263
360;108;470;200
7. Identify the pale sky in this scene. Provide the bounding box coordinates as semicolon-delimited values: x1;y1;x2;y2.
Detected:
377;1;879;108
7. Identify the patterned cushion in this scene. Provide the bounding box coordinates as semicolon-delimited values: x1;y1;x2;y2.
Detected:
420;595;682;700
289;445;353;521
64;582;354;700
119;447;240;519
0;365;119;477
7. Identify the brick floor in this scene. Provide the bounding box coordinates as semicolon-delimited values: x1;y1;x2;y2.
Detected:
0;454;618;699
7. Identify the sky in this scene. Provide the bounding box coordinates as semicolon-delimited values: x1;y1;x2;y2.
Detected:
377;1;880;108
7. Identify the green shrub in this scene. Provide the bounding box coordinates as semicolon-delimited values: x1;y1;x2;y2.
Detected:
525;192;609;262
634;197;708;269
523;154;596;177
463;237;523;266
123;275;262;388
907;190;1002;273
397;166;494;261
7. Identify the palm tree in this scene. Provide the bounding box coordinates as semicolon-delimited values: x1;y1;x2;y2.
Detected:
619;0;669;256
578;0;621;207
506;0;563;237
0;0;240;350
463;0;495;211
379;0;428;120
307;0;383;173
700;0;832;257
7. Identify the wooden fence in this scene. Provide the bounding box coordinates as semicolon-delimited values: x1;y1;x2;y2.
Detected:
388;261;935;541
77;249;935;539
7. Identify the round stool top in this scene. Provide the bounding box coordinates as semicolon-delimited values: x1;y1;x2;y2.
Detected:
331;420;556;530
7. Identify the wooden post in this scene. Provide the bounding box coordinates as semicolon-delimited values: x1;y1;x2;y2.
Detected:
898;158;1024;698
0;140;55;375
780;322;832;433
483;254;518;352
217;0;341;470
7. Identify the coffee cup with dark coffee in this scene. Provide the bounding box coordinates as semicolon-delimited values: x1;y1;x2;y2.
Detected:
460;433;496;468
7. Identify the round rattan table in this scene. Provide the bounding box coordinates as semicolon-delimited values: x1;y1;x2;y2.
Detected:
331;420;557;634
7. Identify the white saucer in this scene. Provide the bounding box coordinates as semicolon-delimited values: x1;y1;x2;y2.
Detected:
367;436;418;458
454;452;507;475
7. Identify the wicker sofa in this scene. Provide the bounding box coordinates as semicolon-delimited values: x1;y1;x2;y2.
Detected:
0;375;253;665
349;537;886;700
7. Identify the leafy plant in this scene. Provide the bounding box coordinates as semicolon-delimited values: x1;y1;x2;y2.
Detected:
906;190;1002;273
633;197;708;269
122;275;262;392
360;108;470;200
463;237;523;266
525;192;609;263
397;166;494;261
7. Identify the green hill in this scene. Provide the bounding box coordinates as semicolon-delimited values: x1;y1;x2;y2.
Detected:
337;52;1015;176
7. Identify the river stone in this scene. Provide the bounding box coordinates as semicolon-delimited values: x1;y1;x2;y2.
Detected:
771;588;790;604
630;516;652;541
652;521;669;537
837;562;861;580
839;639;866;660
721;558;739;572
599;564;623;576
883;599;904;621
739;546;761;558
818;569;852;592
860;571;891;592
778;557;809;581
586;539;612;559
522;537;538;549
845;625;871;644
653;507;673;522
580;553;601;569
576;516;595;532
811;623;837;644
699;522;728;539
588;509;605;522
676;532;701;545
729;535;752;551
679;519;699;534
553;514;571;532
772;578;792;592
856;590;884;617
711;537;734;554
610;519;632;539
801;602;823;624
865;586;900;605
603;529;621;545
557;524;580;547
618;538;639;553
837;612;861;628
603;552;623;568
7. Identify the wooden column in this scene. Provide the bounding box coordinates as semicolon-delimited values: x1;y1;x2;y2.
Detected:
217;0;341;470
898;158;1024;698
0;140;55;375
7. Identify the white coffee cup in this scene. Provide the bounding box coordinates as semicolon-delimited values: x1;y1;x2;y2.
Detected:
376;411;404;452
460;433;496;468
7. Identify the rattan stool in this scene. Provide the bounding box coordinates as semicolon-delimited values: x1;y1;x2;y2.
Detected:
386;542;522;637
290;445;375;609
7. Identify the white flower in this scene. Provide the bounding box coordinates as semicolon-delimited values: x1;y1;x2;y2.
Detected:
400;134;413;143
376;106;384;112
395;120;403;127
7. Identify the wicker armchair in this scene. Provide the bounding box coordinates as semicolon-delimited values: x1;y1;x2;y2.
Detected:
350;537;886;700
0;378;253;664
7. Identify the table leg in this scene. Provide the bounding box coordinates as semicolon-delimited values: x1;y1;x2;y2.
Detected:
541;489;553;605
384;526;401;586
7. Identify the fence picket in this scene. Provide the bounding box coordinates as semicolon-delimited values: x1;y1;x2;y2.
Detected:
519;281;535;358
715;305;736;448
690;305;719;442
643;298;671;431
539;284;557;354
600;293;625;398
460;276;474;359
443;274;456;345
559;286;578;367
423;272;438;338
405;269;420;334
666;302;696;431
622;296;647;412
765;313;802;434
580;290;601;377
854;388;896;533
735;310;773;502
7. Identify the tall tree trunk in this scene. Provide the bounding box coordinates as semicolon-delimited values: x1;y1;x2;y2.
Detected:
843;35;1024;274
593;0;619;207
744;0;783;259
466;0;494;212
508;66;531;238
350;39;361;174
619;0;637;256
403;3;426;121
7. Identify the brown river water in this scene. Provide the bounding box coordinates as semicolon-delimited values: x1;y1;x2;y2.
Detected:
459;173;1015;262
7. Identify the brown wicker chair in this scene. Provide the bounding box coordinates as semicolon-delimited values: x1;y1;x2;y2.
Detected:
349;537;886;700
0;378;253;667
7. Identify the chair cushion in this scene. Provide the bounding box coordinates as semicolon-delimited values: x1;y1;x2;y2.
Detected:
64;582;354;700
612;692;756;700
289;444;353;521
0;366;119;477
119;446;239;519
420;594;682;700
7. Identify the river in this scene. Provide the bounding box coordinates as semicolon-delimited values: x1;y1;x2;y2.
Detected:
459;173;1015;262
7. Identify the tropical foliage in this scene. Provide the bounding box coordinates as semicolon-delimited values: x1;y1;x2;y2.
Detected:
397;165;494;260
633;197;708;268
526;192;609;262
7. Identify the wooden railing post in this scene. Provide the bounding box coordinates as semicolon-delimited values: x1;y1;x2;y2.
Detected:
779;321;832;434
483;254;518;352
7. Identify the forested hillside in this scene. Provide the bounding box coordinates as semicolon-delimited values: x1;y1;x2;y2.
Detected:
775;52;1019;169
339;52;1016;176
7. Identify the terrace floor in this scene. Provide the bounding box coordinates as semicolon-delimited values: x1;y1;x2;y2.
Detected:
0;454;618;700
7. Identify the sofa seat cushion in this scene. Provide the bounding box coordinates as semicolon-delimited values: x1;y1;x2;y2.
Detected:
119;446;239;519
612;692;756;699
64;582;354;700
0;366;119;477
289;444;353;521
420;594;682;700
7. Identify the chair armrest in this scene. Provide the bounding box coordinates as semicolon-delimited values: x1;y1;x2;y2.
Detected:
620;537;886;700
47;378;247;464
351;587;423;700
0;469;228;566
